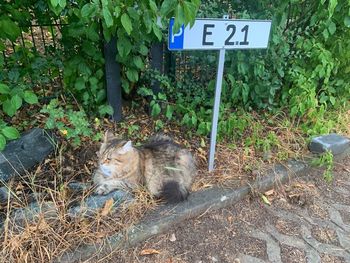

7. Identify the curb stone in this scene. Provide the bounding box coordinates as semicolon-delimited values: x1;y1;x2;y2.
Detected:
57;140;350;262
0;128;55;182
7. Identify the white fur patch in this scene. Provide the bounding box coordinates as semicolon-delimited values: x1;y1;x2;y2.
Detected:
100;165;112;177
119;140;133;154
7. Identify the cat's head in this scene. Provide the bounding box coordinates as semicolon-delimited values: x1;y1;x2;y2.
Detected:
96;131;136;178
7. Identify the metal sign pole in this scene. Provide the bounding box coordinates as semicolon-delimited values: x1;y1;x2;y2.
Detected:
208;48;226;171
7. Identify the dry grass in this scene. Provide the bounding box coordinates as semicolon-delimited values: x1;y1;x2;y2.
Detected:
1;105;349;262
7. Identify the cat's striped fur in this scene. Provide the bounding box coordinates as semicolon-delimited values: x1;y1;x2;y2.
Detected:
93;131;196;203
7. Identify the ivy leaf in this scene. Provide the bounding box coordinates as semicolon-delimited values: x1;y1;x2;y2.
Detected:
121;13;133;35
242;84;250;105
151;103;161;117
0;134;6;151
197;122;208;135
58;0;66;8
328;0;337;16
114;6;121;18
183;1;196;25
344;16;350;27
165;105;174;120
152;23;162;41
143;10;153;33
160;0;177;17
139;45;148;56
126;69;139;82
328;21;336;35
11;95;22;110
81;4;95;18
0;83;10;94
3;99;16;117
23;91;38;104
133;56;144;69
0;19;21;41
103;8;113;28
98;104;113;116
149;0;158;13
2;126;20;140
117;37;132;58
50;0;59;7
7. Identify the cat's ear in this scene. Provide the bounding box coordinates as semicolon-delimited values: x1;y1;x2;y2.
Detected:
119;140;133;154
103;130;114;142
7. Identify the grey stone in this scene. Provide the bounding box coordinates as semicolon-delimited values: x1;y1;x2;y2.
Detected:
0;128;55;182
0;186;12;203
309;133;350;155
8;201;57;228
67;190;132;217
67;182;90;193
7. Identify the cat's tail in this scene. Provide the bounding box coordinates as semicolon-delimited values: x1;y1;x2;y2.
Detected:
161;181;189;203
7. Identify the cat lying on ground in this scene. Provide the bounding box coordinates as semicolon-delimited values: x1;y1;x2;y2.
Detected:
93;131;197;203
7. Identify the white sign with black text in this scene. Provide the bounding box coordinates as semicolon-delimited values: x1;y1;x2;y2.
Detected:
169;18;272;50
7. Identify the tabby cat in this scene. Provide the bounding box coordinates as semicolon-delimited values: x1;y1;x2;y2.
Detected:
93;131;197;203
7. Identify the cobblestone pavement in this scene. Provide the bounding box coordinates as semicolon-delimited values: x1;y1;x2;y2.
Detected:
113;156;350;263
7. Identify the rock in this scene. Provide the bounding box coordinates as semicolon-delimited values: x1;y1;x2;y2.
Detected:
0;128;55;182
67;182;90;193
8;201;57;228
68;190;132;217
0;186;12;203
309;133;350;155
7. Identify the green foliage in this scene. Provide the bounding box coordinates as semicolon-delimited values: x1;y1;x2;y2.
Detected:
40;99;102;146
0;0;66;150
0;120;20;151
55;0;200;108
311;150;334;182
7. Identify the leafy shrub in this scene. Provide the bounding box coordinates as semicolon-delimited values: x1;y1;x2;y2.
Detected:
40;99;102;146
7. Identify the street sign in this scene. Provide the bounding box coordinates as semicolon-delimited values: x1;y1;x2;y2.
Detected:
168;17;271;171
169;18;272;50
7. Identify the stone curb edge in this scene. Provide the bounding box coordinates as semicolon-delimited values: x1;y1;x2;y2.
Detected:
57;148;350;262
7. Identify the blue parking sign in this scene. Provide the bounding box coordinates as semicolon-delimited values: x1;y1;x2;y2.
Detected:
168;18;184;50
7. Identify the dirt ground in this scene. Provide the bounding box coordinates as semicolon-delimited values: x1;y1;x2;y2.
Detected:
105;156;350;263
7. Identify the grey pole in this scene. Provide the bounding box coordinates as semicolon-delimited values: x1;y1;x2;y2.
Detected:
208;48;226;171
104;37;122;121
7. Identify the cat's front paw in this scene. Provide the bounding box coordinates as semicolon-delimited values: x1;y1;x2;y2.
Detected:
94;184;111;195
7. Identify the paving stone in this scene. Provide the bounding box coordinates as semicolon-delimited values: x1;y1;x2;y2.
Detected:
309;133;350;155
0;128;55;182
249;229;282;263
67;190;132;217
239;254;266;263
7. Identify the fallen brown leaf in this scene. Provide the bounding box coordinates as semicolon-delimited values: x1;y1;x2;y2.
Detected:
100;198;114;216
140;248;161;256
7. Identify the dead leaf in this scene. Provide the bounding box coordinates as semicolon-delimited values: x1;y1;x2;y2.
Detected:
100;198;114;216
265;189;275;196
140;248;161;256
169;233;176;242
